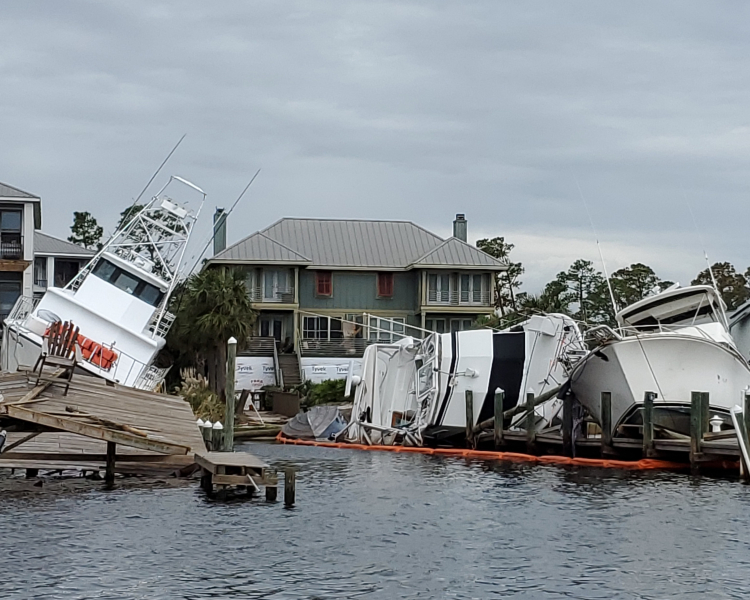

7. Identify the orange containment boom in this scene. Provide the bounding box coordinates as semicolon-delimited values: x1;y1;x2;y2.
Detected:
275;433;696;471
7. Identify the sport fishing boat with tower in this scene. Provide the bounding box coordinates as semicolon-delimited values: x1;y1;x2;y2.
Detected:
1;176;206;391
567;284;750;438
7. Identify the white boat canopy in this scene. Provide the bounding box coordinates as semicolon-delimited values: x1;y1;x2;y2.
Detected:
615;285;727;330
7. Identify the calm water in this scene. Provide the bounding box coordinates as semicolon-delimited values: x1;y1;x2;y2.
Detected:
1;442;750;599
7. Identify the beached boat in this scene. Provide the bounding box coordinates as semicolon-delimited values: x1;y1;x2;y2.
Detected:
1;176;205;390
567;285;750;437
343;313;587;446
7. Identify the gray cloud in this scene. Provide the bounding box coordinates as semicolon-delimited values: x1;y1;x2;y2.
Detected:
2;1;749;292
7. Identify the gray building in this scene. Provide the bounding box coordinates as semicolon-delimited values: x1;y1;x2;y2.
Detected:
33;231;95;298
208;214;507;354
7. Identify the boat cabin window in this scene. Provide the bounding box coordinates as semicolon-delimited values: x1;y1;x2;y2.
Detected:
92;259;165;307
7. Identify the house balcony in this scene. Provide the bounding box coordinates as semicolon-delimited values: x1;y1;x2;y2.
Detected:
248;286;296;304
298;338;370;358
426;290;491;306
0;238;23;260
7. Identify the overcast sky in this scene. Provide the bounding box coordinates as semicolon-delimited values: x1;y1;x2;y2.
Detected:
2;1;749;291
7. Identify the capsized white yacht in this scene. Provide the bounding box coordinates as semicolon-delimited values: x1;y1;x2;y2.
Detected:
1;176;205;390
567;284;750;437
343;314;587;446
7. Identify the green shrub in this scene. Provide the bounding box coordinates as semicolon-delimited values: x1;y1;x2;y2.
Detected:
305;378;350;406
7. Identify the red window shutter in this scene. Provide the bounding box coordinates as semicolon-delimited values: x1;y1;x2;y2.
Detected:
316;271;332;296
378;273;394;297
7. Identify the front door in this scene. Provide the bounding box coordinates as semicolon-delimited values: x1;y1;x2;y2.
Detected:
260;317;283;341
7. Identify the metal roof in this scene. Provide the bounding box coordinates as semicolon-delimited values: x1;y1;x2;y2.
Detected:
412;237;507;269
211;231;311;264
34;231;96;257
0;182;39;199
211;217;506;270
0;181;42;228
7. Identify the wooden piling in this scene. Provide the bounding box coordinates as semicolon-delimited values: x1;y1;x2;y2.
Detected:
562;391;573;457
690;391;702;465
642;391;655;457
202;420;213;450
25;468;38;478
284;467;296;507
223;337;237;452
265;470;278;502
212;421;223;452
601;391;612;454
465;390;474;449
493;388;504;449
700;391;710;439
525;392;536;451
105;441;116;486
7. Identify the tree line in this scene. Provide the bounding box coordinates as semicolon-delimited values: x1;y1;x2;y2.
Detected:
67;205;148;250
476;236;750;328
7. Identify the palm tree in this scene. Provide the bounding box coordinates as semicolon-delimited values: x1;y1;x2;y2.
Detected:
168;267;256;399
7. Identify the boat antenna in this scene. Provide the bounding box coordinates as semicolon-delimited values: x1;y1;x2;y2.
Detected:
576;179;619;317
684;191;729;328
182;168;262;277
123;134;186;219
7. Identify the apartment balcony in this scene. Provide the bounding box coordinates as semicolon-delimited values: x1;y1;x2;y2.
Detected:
426;290;491;306
248;286;296;304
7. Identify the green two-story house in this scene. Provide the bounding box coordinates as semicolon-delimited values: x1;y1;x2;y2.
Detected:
208;215;506;357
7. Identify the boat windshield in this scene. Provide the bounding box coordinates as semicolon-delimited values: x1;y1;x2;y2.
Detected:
92;259;165;307
615;286;725;332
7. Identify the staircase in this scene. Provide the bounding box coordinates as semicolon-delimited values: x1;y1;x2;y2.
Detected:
278;353;302;389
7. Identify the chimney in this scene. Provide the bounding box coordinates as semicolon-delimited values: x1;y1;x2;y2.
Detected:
213;207;227;255
453;213;467;242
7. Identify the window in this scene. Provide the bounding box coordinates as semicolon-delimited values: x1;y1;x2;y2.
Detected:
0;272;22;321
92;258;165;307
428;273;450;303
450;318;474;333
377;273;394;298
316;271;332;297
0;210;21;232
0;209;22;260
460;273;487;304
425;318;446;334
34;258;47;288
263;269;290;301
369;316;405;343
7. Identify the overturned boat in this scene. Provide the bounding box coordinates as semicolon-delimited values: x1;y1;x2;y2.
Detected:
568;285;750;438
343;314;587;446
1;176;205;390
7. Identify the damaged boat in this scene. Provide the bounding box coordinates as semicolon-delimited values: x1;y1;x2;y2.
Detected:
1;176;206;390
342;313;587;446
567;284;750;438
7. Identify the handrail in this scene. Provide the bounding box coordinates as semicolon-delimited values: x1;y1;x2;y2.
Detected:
273;338;284;389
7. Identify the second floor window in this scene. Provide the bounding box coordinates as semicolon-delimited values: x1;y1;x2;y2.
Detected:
428;273;450;303
263;269;290;301
460;274;487;304
377;273;394;298
316;271;332;297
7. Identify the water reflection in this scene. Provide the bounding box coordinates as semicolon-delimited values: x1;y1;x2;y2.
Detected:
0;442;748;599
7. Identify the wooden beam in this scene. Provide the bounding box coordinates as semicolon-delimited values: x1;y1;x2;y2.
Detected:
0;431;41;453
0;452;195;464
5;405;191;455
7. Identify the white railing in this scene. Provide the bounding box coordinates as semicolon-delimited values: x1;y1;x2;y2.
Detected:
7;295;39;322
147;309;176;339
427;289;491;306
133;364;170;391
248;286;296;304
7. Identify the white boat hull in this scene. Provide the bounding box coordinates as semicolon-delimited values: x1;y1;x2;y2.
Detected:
569;333;750;432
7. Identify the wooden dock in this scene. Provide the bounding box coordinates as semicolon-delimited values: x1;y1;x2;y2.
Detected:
0;371;205;477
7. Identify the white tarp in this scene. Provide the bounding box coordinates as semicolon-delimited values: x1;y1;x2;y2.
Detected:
300;357;363;384
235;356;276;391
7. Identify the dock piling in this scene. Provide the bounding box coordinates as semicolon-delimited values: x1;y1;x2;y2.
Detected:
525;392;536;451
202;420;213;450
690;391;702;466
601;392;613;455
700;391;710;439
562;390;573;457
212;421;224;452
642;391;656;457
265;470;278;502
223;337;237;452
105;441;116;486
493;388;504;448
465;390;474;449
284;467;296;507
